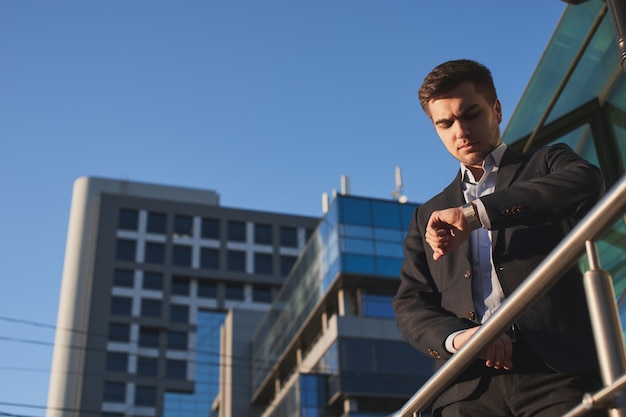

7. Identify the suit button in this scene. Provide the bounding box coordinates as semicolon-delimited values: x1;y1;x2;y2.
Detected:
464;270;471;279
467;311;476;320
428;349;442;359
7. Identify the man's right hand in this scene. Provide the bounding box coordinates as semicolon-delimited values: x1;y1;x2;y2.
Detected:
453;326;513;370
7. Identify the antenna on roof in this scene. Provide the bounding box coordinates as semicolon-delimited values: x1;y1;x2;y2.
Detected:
391;166;408;203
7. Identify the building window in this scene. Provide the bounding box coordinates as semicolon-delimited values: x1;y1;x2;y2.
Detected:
280;255;297;277
171;276;190;296
227;250;245;272
306;228;314;243
169;304;189;323
141;299;162;318
172;245;192;267
201;218;219;239
200;248;219;269
361;294;395;319
109;323;130;343
142;272;163;290
252;285;272;303
225;283;244;301
103;381;126;403
254;253;273;274
254;224;272;245
110;296;132;316
113;269;134;287
118;208;138;231
174;215;193;237
137;356;158;377
144;242;165;264
135;385;157;406
116;239;136;261
167;331;188;350
166;359;187;380
106;352;128;372
228;220;246;242
198;281;217;298
139;327;160;348
280;226;298;247
147;212;166;234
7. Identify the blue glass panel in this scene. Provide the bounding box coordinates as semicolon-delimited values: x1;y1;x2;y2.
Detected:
374;241;403;257
375;257;403;277
374;227;403;242
340;224;373;239
361;294;395;319
341;238;374;255
342;254;375;274
400;204;418;230
339;197;372;226
371;200;401;229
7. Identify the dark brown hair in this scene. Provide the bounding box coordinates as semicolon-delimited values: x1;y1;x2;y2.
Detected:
418;59;498;116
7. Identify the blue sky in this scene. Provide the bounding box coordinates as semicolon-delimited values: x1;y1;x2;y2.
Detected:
0;1;567;415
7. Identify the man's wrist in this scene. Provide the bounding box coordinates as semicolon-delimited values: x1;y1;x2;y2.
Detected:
462;202;482;230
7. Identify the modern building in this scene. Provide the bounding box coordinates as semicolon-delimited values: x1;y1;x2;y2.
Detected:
215;194;434;417
46;177;319;417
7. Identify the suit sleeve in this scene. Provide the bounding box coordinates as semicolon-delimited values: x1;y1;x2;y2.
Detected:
481;143;604;228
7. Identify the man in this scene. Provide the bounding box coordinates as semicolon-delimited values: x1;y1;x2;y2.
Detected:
392;59;605;416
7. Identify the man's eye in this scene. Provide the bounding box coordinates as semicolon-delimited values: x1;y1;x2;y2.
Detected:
437;122;452;129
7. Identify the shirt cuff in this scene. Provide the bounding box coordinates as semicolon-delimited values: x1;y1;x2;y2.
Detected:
445;329;469;354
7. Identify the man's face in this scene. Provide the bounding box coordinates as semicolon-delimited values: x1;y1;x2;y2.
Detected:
427;81;503;170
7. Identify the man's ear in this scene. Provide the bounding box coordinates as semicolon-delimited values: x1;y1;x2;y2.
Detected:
494;99;503;124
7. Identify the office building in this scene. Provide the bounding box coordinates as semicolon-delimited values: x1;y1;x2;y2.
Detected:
46;177;319;417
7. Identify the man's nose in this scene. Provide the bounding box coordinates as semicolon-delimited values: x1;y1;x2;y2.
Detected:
454;120;471;139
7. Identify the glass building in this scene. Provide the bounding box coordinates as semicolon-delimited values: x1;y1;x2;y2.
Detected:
501;0;626;326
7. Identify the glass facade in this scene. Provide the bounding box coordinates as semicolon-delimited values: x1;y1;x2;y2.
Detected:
251;195;419;398
502;0;626;333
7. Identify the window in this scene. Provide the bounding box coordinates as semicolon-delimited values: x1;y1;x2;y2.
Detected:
280;226;298;247
171;276;190;296
225;283;244;301
201;218;219;239
280;255;297;277
103;381;126;403
118;208;138;231
172;245;192;267
227;250;245;272
135;385;156;406
109;323;130;343
147;212;166;234
142;272;163;290
106;352;128;372
170;304;189;323
137;356;158;377
166;359;187;380
253;285;272;303
198;281;217;298
110;296;132;316
200;248;219;269
115;239;136;261
167;331;188;350
141;299;161;318
361;294;395;319
174;215;193;237
144;242;165;264
139;327;159;348
113;269;134;287
228;220;246;242
254;224;272;244
254;253;273;274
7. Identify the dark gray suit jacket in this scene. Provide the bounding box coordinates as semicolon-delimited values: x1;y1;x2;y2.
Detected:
393;143;604;409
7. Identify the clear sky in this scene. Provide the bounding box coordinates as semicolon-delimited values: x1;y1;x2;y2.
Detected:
0;1;567;415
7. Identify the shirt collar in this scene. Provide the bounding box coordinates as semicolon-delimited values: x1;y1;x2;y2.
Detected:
460;143;507;183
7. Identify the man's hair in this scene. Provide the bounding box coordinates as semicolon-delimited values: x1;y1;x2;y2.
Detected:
418;59;498;116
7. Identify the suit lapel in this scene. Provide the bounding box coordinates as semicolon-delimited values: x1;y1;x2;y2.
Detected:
492;148;525;245
442;171;472;263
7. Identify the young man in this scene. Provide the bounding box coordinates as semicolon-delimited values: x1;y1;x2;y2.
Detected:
393;59;605;416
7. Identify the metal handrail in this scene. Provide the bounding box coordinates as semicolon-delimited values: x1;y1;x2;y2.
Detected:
390;174;626;417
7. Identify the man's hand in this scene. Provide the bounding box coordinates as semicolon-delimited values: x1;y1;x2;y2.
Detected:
453;326;513;370
425;207;473;260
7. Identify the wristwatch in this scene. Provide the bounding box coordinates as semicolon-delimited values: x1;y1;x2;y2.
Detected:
461;202;482;230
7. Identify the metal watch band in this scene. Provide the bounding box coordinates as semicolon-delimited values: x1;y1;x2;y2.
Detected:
462;202;482;230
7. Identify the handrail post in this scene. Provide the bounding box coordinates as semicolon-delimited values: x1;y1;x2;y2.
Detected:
583;240;626;416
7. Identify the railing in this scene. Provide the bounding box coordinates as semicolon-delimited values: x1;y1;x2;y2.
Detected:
390;174;626;417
